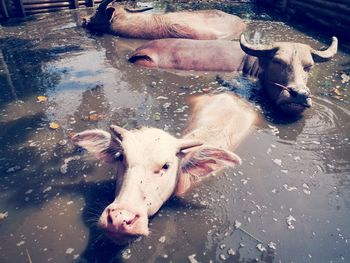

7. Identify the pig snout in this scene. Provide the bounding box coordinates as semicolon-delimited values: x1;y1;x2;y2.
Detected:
105;209;139;231
98;206;149;242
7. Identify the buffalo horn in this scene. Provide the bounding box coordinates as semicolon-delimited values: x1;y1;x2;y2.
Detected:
239;34;278;57
311;36;338;60
97;0;114;12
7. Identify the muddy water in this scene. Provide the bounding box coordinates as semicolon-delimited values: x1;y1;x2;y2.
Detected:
0;1;350;263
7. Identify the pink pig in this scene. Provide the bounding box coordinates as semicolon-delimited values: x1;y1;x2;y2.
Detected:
71;93;256;244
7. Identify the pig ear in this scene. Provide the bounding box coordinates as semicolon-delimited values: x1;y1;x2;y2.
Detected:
177;139;204;152
175;146;241;196
71;129;121;163
110;125;129;141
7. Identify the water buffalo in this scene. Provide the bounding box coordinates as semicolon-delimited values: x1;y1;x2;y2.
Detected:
82;0;246;40
129;35;338;115
71;93;256;244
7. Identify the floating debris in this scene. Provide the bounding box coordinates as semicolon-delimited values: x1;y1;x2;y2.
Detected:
294;156;301;162
37;95;48;102
122;248;131;259
256;243;266;252
268;124;279;135
26;249;33;263
60;156;80;174
273;159;282;166
25;189;33;195
283;184;297;192
286;215;296;229
332;88;342;96
241;179;248;185
219;243;226;249
0;211;8;220
234;220;242;229
6;165;21;173
219;254;226;261
158;235;166;243
153;113;161;121
268;241;277;250
42;186;52;193
227;248;235;256
58;139;67;146
188;254;199;263
163;102;171;109
16;241;25;246
66;248;74;254
49;121;60;129
341;73;350;83
82;113;104;122
234;220;263;243
303;183;311;195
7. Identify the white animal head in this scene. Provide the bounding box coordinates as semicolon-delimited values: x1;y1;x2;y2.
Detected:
72;125;241;244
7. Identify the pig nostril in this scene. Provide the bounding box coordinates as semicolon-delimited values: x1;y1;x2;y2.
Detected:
126;214;140;226
107;214;113;225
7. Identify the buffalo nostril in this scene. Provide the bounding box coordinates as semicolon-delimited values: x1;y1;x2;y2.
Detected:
288;88;299;97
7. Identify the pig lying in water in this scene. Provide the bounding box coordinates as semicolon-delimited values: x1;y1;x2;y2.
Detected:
71;93;256;244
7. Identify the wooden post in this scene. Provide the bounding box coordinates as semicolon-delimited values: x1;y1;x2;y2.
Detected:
71;0;79;9
87;0;94;7
0;0;9;18
0;50;18;100
17;0;26;16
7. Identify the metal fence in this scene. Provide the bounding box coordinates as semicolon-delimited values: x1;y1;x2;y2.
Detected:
0;0;102;18
258;0;350;38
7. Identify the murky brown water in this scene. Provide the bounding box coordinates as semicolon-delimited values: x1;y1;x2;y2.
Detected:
1;1;350;263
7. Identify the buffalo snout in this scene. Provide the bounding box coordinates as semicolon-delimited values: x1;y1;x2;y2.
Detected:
278;86;313;115
287;86;312;106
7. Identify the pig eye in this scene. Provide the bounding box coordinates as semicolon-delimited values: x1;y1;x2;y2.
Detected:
114;152;123;161
162;163;170;170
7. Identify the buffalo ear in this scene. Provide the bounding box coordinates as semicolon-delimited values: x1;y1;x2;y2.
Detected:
175;146;241;196
105;7;115;22
71;129;121;163
128;51;155;67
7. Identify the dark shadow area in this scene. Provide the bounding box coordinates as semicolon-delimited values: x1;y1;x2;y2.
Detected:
0;15;38;25
255;2;350;54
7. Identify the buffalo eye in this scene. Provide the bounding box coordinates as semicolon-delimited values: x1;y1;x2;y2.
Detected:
162;162;170;170
271;59;286;67
304;65;313;72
